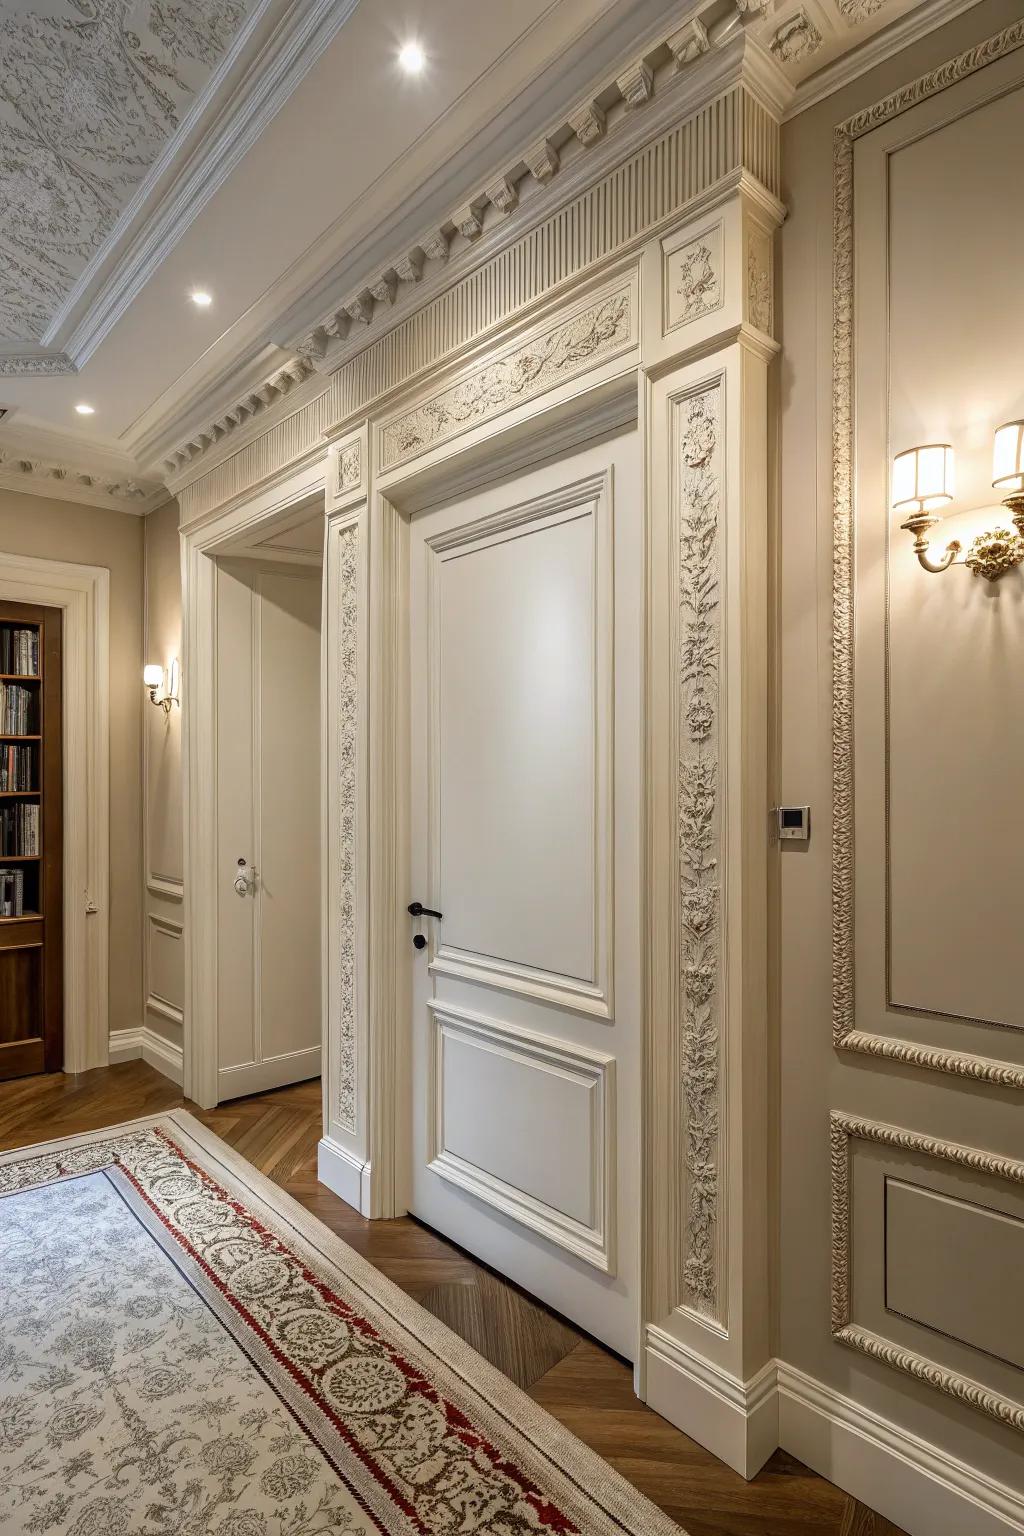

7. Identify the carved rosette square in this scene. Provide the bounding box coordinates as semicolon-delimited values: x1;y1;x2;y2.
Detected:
336;440;361;496
665;225;723;333
677;380;723;1322
336;520;360;1135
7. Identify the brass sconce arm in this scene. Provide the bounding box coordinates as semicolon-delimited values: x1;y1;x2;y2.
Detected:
899;510;961;574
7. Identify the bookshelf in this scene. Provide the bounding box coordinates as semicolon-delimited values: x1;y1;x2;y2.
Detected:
0;599;63;1081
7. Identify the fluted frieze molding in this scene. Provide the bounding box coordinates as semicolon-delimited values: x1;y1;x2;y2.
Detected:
292;3;790;375
830;1111;1024;1431
175;24;788;514
163;357;315;475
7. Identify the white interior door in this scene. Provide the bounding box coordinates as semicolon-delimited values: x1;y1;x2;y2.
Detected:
216;559;322;1100
407;428;641;1359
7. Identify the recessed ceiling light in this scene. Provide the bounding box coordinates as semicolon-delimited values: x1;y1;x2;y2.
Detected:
398;40;425;74
74;403;95;416
190;290;213;307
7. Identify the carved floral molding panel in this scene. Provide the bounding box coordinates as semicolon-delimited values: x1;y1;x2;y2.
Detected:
0;0;254;345
678;381;723;1322
379;285;634;471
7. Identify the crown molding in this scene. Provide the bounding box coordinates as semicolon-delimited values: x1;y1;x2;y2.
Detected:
785;0;987;118
144;7;791;491
0;421;166;514
0;0;361;379
289;11;792;377
0;351;77;379
160;356;318;477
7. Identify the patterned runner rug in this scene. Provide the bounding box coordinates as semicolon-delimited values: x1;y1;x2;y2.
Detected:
0;1110;685;1536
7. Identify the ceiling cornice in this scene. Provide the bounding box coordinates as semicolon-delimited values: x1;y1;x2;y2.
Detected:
288;0;791;375
162;356;319;475
0;422;166;514
150;4;792;485
0;0;361;380
785;0;985;117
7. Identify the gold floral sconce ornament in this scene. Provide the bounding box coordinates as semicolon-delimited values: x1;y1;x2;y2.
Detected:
894;422;1024;582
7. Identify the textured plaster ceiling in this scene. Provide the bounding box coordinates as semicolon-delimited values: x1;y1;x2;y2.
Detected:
0;0;258;348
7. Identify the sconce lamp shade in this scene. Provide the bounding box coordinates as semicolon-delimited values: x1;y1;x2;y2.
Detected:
143;664;163;687
891;444;955;514
992;420;1024;494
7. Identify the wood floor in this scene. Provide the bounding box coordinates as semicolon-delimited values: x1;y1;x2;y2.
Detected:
0;1062;908;1536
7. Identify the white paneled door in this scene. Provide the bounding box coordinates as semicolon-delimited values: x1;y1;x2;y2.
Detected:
216;560;322;1101
406;429;641;1358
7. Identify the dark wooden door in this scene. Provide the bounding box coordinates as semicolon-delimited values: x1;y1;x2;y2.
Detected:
0;599;63;1080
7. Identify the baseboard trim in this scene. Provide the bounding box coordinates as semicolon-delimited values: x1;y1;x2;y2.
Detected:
778;1362;1024;1536
644;1326;778;1479
318;1135;372;1216
108;1025;183;1086
217;1047;321;1099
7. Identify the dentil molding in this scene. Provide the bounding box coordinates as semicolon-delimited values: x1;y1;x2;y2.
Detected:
291;8;790;378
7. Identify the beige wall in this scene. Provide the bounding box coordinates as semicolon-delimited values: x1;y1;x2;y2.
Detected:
0;488;144;1039
778;0;1024;1511
143;500;184;1052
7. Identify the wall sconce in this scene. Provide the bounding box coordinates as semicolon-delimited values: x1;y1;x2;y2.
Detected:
144;658;180;714
895;422;1024;581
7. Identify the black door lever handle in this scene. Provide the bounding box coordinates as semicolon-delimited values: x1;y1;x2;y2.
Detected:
408;901;443;920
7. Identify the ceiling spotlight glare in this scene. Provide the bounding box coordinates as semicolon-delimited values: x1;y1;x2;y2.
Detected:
398;40;425;75
74;403;95;415
190;290;213;307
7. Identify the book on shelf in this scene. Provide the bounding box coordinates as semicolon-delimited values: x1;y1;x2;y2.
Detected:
0;744;35;791
0;626;39;677
0;681;36;734
0;866;26;917
0;801;39;856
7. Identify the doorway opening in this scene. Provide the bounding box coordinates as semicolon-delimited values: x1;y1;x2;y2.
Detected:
183;475;326;1109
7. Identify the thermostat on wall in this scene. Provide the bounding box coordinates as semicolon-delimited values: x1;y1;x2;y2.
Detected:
776;806;810;841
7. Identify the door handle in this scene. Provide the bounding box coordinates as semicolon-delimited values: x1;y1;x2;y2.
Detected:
408;901;442;920
234;858;257;896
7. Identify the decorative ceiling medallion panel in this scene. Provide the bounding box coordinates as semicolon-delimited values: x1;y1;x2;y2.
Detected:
0;0;255;347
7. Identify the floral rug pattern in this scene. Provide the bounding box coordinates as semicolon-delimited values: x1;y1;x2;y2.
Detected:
0;1117;681;1536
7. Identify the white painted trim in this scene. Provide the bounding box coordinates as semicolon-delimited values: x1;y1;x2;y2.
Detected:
0;551;109;1074
778;1362;1024;1536
182;459;326;1108
108;1025;183;1085
218;1046;321;1099
644;1327;779;1479
640;1338;1024;1531
427;1003;617;1274
317;1135;372;1217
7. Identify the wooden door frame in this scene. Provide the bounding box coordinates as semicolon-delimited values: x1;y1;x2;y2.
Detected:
181;458;327;1109
0;551;109;1074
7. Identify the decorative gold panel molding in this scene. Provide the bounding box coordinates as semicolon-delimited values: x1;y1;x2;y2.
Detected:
831;20;1024;1089
830;1111;1024;1431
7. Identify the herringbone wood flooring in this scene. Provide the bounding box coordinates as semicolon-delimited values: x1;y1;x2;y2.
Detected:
0;1062;908;1536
